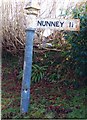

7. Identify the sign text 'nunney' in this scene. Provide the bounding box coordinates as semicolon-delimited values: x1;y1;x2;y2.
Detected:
37;18;80;31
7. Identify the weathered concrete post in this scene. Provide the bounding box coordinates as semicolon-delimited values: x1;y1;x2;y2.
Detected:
20;0;40;114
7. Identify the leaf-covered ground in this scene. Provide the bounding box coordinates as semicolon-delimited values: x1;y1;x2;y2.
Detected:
2;51;87;119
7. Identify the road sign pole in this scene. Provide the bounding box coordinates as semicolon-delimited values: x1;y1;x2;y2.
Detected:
20;1;40;114
20;28;35;114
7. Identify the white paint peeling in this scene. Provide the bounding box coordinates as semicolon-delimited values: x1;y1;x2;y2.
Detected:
24;90;27;93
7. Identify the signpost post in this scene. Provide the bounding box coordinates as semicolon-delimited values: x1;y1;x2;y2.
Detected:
20;0;40;114
20;0;80;114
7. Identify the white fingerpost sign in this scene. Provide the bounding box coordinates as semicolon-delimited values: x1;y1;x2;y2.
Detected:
37;18;80;31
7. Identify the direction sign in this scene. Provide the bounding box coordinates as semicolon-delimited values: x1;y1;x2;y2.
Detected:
37;18;80;31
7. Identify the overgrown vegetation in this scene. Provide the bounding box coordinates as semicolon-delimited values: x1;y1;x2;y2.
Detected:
63;2;87;78
2;49;87;119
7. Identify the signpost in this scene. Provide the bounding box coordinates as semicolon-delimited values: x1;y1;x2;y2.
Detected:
20;0;40;114
20;0;80;114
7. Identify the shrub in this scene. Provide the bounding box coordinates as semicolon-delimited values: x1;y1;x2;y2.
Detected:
64;2;87;77
31;64;47;83
2;1;26;55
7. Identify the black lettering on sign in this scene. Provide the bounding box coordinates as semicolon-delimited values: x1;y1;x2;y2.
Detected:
55;21;59;27
60;22;64;27
50;21;56;27
37;20;43;26
45;21;51;26
42;21;45;26
69;22;74;27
